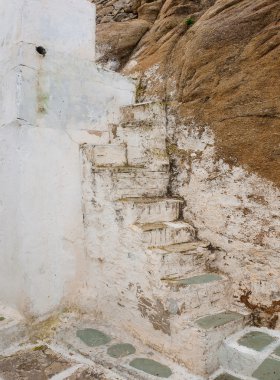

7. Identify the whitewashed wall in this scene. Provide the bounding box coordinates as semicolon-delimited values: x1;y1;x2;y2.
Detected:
167;117;280;323
0;0;135;316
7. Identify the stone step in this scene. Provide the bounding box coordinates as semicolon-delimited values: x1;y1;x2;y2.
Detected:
147;241;212;279
120;102;165;126
91;144;127;167
110;103;168;171
128;308;248;377
159;273;231;319
218;326;280;378
83;168;169;200
115;197;183;225
131;221;195;247
184;311;249;376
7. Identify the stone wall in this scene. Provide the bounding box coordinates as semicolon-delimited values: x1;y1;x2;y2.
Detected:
166;109;280;328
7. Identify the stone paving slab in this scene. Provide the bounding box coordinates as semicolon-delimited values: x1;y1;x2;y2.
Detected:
171;273;223;286
238;331;276;352
130;358;172;378
214;374;242;380
273;345;280;357
76;328;111;347
0;345;72;379
107;343;136;358
196;311;242;330
252;357;280;380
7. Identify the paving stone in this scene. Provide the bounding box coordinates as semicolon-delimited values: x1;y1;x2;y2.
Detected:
130;358;172;378
107;343;136;358
0;346;71;380
196;311;242;329
169;273;223;286
274;345;280;357
214;374;241;380
253;357;280;380
238;331;276;351
76;328;111;347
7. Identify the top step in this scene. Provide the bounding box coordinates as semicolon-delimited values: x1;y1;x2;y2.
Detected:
120;102;166;126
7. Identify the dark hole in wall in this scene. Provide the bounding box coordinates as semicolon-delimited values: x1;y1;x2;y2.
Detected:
36;46;47;57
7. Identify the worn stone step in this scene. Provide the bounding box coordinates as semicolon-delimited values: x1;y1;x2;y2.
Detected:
131;221;195;247
83;168;169;201
179;311;249;377
120;102;165;126
110;103;168;170
218;326;280;378
147;241;212;279
115;197;183;225
159;273;231;320
91;144;127;167
127;308;248;378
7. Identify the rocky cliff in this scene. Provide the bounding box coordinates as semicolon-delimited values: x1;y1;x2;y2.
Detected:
95;0;280;188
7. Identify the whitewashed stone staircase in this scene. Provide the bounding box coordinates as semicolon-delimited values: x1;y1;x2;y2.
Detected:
81;101;250;377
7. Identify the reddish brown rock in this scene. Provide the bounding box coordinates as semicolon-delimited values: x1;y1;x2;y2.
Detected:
96;0;280;187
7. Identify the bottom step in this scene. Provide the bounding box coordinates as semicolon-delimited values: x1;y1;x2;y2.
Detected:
219;326;280;378
128;309;248;377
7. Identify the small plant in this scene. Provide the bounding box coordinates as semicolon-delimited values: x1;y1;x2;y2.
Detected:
33;345;47;351
185;17;195;27
0;316;5;321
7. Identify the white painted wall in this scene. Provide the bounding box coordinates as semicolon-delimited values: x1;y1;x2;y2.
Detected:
0;126;86;316
0;0;135;316
0;0;96;61
0;43;135;130
167;118;280;319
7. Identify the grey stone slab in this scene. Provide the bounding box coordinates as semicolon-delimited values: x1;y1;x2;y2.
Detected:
196;311;242;330
238;331;275;351
107;343;136;358
214;373;241;380
169;273;223;286
76;328;111;347
253;357;280;380
273;345;280;357
130;358;172;378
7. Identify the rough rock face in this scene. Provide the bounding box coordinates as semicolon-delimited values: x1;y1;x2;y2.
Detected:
95;0;280;187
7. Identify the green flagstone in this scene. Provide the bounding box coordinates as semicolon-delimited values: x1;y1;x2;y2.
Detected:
214;373;241;380
196;311;242;329
130;358;172;378
238;331;275;351
171;273;222;286
273;345;280;357
107;343;136;358
76;328;111;347
253;358;280;380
